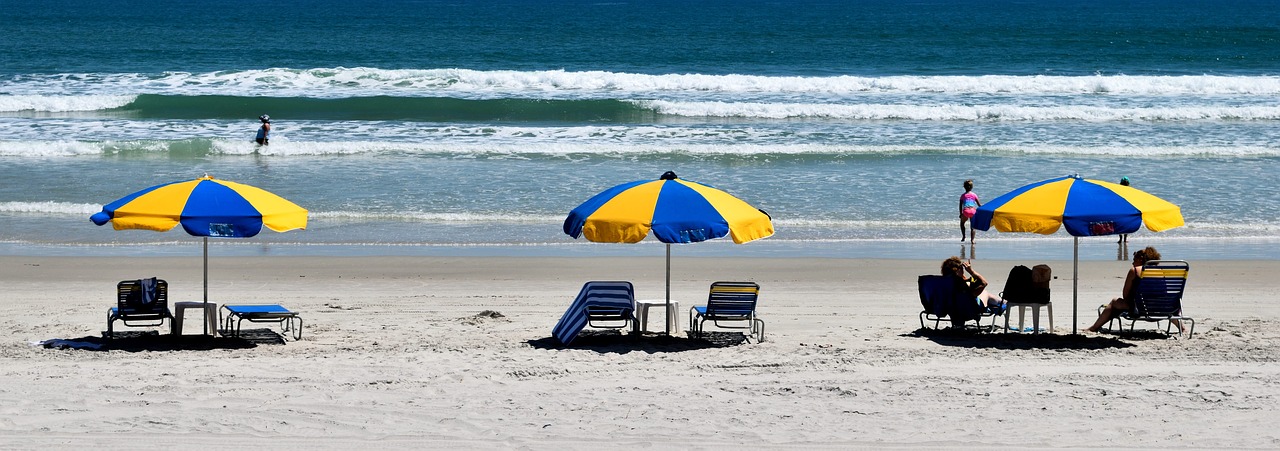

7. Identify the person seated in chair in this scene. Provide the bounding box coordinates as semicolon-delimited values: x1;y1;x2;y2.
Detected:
1087;246;1184;333
942;256;1006;316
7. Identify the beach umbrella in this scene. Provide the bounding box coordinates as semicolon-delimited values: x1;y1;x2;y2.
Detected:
90;175;308;335
971;174;1183;334
564;171;774;335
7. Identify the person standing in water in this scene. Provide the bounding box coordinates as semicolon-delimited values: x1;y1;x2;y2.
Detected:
1117;176;1131;243
255;114;271;145
959;179;981;242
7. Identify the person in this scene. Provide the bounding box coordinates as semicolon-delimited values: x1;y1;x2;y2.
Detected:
1087;246;1183;333
1117;176;1131;243
958;179;981;242
255;114;271;145
941;256;1005;316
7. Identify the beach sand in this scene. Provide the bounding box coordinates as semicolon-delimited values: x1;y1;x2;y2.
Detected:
1;255;1277;449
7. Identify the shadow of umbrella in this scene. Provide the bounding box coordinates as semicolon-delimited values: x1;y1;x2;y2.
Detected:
563;171;774;335
971;174;1183;334
90;175;308;335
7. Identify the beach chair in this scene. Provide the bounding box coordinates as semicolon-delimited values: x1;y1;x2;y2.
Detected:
918;275;996;332
107;278;173;338
552;281;637;345
219;304;303;340
689;281;764;342
999;264;1054;333
1107;260;1195;337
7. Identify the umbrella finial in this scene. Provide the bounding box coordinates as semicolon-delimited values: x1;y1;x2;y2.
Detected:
660;171;678;180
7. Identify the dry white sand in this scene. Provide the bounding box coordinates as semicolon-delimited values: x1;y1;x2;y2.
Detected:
1;255;1277;449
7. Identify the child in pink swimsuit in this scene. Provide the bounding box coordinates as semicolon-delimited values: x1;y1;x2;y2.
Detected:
959;179;980;242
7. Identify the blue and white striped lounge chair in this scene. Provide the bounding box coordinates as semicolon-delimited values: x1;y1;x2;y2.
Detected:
1106;260;1195;337
219;304;303;340
552;281;637;345
689;281;764;342
107;278;173;338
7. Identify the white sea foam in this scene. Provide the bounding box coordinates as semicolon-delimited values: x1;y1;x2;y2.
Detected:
0;94;135;112
0;201;102;215
3;136;1280;158
311;211;563;223
639;100;1280;121
5;69;1280;99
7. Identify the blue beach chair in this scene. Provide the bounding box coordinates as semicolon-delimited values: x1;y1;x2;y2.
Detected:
552;281;637;345
107;278;173;338
220;304;303;340
918;275;997;331
1106;260;1195;337
689;281;764;342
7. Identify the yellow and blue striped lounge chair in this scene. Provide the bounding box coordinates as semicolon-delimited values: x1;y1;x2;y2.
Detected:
689;281;764;342
1108;260;1195;337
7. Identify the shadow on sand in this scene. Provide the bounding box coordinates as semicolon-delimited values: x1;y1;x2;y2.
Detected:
904;327;1147;350
38;329;291;352
527;330;751;354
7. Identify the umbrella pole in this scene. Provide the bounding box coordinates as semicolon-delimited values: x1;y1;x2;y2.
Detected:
203;237;210;336
1072;236;1079;335
665;243;671;336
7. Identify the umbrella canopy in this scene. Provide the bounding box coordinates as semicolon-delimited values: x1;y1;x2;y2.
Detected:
564;171;773;334
90;175;307;335
972;174;1184;334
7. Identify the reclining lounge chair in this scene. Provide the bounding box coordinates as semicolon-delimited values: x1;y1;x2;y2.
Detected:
220;304;303;340
1106;260;1195;337
918;275;997;332
552;281;637;345
107;278;172;339
689;281;764;342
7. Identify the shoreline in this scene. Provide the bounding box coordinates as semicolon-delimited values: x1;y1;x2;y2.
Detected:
3;255;1278;448
3;234;1278;261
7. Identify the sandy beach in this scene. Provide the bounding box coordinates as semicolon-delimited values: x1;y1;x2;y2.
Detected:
1;255;1277;449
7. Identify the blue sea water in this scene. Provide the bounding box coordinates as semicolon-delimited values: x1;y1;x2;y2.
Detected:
2;0;1279;261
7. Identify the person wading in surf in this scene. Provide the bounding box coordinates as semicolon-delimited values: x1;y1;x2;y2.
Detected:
255;114;271;146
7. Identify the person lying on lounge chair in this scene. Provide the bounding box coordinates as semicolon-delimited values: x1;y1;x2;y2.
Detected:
942;256;1006;316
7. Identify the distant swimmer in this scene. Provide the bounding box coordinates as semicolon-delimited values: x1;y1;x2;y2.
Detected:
255;114;271;145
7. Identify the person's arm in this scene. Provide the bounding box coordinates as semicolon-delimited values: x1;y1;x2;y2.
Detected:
963;261;988;293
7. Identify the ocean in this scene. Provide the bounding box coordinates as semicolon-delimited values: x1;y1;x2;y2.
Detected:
2;0;1279;261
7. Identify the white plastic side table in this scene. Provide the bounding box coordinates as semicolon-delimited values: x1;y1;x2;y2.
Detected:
635;299;679;333
1004;302;1053;334
173;301;218;336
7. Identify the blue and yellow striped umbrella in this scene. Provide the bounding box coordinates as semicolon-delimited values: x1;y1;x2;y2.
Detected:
90;175;307;237
564;171;773;334
972;174;1183;334
972;174;1183;237
564;171;773;245
90;175;307;332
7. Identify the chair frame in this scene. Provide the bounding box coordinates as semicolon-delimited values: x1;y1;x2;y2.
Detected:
1106;260;1195;338
219;304;303;340
689;281;764;342
107;278;173;339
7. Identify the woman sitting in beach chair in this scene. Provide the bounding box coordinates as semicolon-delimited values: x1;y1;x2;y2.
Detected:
942;256;1006;317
